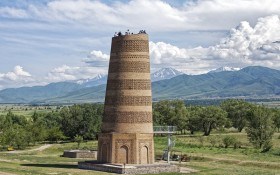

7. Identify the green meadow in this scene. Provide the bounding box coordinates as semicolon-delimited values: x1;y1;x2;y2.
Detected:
0;132;279;175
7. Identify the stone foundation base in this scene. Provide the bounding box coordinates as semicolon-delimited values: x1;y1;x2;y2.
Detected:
78;161;179;174
97;133;154;164
63;150;97;158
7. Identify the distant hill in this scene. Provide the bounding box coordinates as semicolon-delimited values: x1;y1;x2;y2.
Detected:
0;82;83;103
152;66;280;100
0;66;279;104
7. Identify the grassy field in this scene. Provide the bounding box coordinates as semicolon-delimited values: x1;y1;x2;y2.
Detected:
0;132;279;175
0;104;58;118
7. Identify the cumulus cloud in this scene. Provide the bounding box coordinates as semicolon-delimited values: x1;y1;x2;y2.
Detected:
46;64;107;82
0;66;34;89
1;0;279;30
0;65;32;81
82;50;109;67
150;15;280;74
209;15;280;66
43;15;280;78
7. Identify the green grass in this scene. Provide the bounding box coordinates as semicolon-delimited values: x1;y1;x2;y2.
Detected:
0;104;57;118
0;132;280;175
0;142;108;175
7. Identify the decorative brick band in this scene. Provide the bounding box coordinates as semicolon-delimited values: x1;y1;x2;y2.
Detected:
111;40;149;53
105;96;152;106
103;111;152;123
106;79;151;90
110;55;149;62
108;61;150;73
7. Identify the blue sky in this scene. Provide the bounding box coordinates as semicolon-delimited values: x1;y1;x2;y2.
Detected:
0;0;279;89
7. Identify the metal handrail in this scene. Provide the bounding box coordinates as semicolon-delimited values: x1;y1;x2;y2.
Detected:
153;126;177;133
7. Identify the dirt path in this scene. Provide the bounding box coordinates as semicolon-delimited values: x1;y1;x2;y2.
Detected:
0;172;17;175
5;144;52;154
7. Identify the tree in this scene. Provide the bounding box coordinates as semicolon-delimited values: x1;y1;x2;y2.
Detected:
272;109;280;132
153;100;189;133
25;121;47;145
60;104;103;140
46;126;66;143
199;106;228;136
1;125;28;149
246;106;275;152
221;99;252;132
187;106;203;135
153;100;176;126
170;100;189;134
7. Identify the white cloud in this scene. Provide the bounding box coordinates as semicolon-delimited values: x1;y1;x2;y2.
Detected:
149;15;280;74
0;65;32;81
46;64;107;82
1;0;279;30
0;66;34;89
82;50;110;67
209;15;280;66
34;15;280;81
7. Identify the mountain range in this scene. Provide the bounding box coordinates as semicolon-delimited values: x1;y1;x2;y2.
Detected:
0;66;279;104
151;67;184;82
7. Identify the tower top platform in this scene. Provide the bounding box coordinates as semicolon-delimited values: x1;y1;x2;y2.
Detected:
113;29;147;38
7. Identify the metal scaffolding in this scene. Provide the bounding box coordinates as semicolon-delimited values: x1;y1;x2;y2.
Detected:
153;126;177;163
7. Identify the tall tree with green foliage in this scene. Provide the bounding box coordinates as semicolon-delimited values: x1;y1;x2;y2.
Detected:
153;100;189;133
187;106;203;134
199;106;228;136
1;124;28;149
153;100;176;126
246;106;275;152
171;100;189;134
46;126;66;143
60;104;103;140
221;99;252;132
272;109;280;132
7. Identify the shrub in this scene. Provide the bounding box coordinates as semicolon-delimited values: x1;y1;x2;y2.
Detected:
261;141;273;153
197;136;205;146
234;141;242;149
223;135;237;148
208;136;219;147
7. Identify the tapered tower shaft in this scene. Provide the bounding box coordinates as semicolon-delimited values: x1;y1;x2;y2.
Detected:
97;33;154;164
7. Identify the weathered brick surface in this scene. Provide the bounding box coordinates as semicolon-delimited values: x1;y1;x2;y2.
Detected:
98;33;154;165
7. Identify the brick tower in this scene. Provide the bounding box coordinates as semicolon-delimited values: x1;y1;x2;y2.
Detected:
97;32;154;164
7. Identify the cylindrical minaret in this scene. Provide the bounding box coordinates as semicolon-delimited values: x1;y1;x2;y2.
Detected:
97;33;154;164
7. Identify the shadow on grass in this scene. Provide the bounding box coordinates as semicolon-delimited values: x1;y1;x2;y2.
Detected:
21;163;77;169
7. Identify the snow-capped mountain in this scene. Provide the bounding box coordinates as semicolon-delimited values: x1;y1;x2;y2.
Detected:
151;67;184;82
208;67;241;73
74;68;184;87
76;74;108;87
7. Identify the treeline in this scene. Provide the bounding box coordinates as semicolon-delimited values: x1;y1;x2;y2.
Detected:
0;100;280;152
153;100;280;152
0;104;103;149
